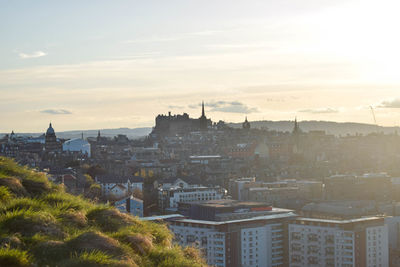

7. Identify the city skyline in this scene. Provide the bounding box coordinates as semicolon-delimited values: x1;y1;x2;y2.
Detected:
2;0;400;132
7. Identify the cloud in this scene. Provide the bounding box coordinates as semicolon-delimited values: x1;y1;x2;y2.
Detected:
40;109;72;115
299;107;339;114
167;105;184;109
377;99;400;108
19;51;47;59
189;101;259;114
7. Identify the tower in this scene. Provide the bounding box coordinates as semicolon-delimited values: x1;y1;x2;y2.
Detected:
199;101;208;130
242;116;251;130
292;117;301;135
45;123;58;152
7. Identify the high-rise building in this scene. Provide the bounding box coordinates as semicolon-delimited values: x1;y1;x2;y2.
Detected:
288;217;389;267
167;200;296;267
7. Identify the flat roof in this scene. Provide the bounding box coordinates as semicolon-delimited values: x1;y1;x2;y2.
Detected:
293;216;383;224
140;214;184;221
192;199;271;208
189;155;221;159
170;212;297;226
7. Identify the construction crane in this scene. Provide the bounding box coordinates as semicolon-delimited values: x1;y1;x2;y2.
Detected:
370;106;377;125
370;106;379;133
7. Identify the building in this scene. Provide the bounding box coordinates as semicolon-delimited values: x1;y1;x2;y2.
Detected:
325;174;392;201
62;138;91;157
158;185;226;213
115;195;143;217
167;200;296;267
45;123;60;152
228;177;256;200
248;187;299;206
288;217;389;267
153;102;212;135
95;175;143;197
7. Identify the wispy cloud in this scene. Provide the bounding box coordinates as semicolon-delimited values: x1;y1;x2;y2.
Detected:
40;109;72;115
168;105;184;109
376;99;400;108
19;51;47;59
299;107;339;114
190;101;259;114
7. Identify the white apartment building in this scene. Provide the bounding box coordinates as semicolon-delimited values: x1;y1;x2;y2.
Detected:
288;217;388;267
158;186;225;212
168;212;296;267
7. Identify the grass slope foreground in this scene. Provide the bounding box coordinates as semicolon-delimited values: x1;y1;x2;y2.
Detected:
0;157;206;267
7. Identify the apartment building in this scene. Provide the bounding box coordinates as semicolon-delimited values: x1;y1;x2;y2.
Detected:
288;217;388;267
167;200;296;267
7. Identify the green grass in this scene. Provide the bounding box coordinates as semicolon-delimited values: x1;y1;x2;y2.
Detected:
0;248;31;267
0;186;13;202
0;157;207;266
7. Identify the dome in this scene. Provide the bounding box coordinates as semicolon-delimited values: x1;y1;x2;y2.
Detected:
46;123;55;135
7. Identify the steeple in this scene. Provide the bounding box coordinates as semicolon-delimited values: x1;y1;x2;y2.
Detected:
292;117;301;134
242;116;250;129
199;101;208;130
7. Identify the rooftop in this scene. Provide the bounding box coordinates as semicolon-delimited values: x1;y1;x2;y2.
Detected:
294;216;384;225
170;212;297;225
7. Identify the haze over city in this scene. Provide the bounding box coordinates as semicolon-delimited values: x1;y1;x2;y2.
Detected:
2;0;400;132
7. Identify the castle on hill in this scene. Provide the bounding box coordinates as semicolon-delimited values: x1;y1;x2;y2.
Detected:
153;102;212;134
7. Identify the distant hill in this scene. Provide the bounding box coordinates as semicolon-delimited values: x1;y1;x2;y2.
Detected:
1;127;153;140
229;120;400;136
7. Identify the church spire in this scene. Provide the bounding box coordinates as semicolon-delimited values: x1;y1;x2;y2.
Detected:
201;101;205;117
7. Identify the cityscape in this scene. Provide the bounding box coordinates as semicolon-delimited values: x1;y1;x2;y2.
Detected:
2;104;400;266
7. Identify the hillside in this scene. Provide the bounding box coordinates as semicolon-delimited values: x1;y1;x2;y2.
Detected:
0;157;206;267
229;120;400;136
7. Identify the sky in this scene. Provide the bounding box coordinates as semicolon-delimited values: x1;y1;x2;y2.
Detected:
2;0;400;132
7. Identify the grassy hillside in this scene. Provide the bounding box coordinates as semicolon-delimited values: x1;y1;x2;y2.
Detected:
0;157;206;267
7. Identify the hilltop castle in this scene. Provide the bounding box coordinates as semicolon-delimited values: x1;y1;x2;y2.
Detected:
153;102;212;134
